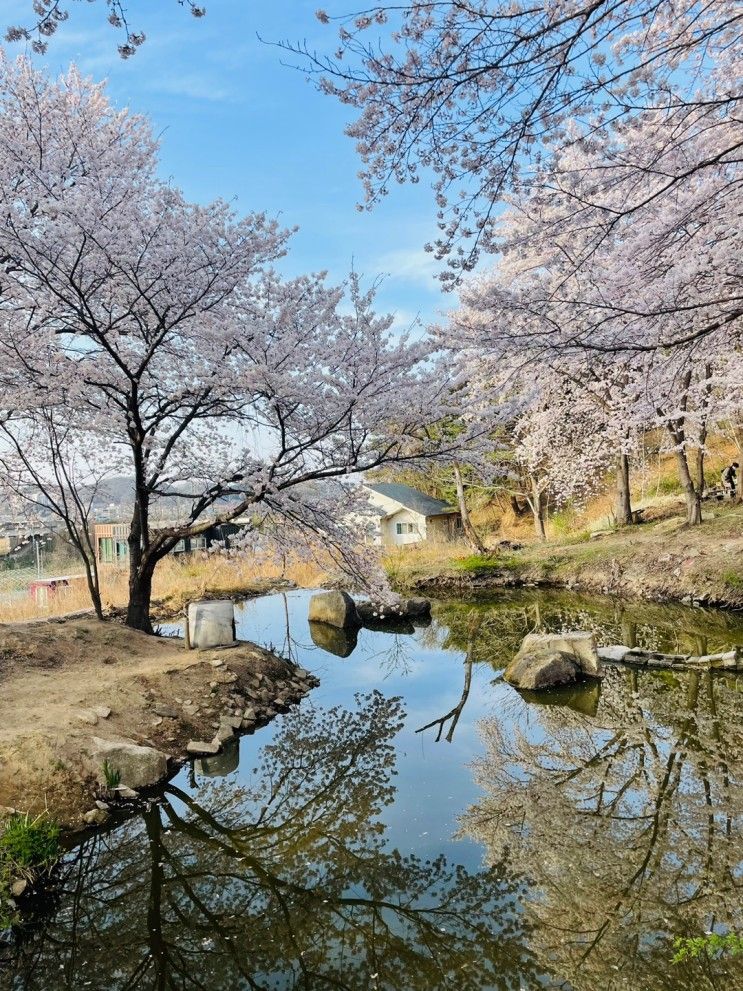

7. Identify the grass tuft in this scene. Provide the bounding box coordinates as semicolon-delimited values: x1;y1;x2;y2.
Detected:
102;760;121;790
0;811;60;874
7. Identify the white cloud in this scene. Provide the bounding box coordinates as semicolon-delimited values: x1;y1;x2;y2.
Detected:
373;246;443;292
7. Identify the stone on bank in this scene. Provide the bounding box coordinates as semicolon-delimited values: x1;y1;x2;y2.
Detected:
89;737;169;790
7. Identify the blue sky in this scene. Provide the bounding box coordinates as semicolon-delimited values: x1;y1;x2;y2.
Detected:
0;0;451;334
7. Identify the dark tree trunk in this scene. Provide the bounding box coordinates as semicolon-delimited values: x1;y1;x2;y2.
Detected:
126;560;155;633
675;450;702;526
694;447;705;496
82;559;104;620
453;465;485;554
615;451;633;527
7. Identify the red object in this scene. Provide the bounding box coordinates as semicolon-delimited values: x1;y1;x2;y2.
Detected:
28;577;71;605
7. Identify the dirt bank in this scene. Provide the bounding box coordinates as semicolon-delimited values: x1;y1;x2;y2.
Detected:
0;616;315;828
396;505;743;609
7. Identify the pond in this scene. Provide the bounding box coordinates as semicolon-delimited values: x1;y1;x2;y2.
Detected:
2;589;743;990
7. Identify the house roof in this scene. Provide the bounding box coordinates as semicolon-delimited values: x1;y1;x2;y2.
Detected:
364;482;459;518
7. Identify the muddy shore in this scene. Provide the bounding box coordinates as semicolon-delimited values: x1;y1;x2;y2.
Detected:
0;617;318;829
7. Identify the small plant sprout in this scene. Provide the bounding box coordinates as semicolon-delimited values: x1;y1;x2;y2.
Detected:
102;760;122;791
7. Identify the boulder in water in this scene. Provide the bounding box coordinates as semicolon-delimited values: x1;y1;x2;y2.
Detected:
504;650;581;690
308;591;361;630
516;632;601;677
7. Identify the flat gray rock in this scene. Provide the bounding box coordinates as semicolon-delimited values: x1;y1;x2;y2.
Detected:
187;740;220;756
90;737;169;789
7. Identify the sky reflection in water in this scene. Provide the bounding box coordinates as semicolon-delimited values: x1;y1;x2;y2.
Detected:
2;589;742;991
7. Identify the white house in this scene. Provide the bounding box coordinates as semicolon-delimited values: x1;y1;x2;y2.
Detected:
363;482;462;547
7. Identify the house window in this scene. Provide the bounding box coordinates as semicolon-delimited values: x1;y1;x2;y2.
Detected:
191;536;207;550
396;522;403;535
174;539;186;553
396;522;416;535
98;537;114;563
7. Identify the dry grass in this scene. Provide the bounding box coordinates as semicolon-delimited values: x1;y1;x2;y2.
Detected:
0;552;333;625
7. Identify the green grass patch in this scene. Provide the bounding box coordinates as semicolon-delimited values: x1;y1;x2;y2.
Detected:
655;475;683;495
0;811;61;928
0;812;60;873
456;554;521;574
722;570;743;590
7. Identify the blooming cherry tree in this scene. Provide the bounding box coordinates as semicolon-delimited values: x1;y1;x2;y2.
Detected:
0;58;455;631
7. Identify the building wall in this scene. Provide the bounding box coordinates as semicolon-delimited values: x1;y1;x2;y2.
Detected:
426;513;462;541
380;509;427;546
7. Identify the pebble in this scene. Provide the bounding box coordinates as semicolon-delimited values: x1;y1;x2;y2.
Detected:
210;658;224;668
75;710;98;726
10;879;27;898
83;808;108;826
114;785;139;800
154;704;178;719
93;706;112;719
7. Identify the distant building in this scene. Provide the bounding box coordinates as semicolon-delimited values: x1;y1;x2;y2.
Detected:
363;483;461;547
93;520;247;566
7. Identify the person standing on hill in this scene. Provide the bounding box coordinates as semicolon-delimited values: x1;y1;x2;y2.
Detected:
721;462;739;497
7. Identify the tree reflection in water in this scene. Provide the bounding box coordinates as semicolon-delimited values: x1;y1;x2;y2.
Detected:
3;692;537;991
462;666;743;991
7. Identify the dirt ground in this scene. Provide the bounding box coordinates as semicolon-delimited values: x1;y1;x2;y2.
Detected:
0;616;306;827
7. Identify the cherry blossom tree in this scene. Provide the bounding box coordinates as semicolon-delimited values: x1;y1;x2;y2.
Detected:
301;1;742;315
0;57;456;632
5;1;205;57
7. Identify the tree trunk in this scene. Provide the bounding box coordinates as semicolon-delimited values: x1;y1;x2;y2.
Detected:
675;450;702;525
529;479;547;541
453;465;485;554
694;447;705;496
615;451;633;527
126;560;155;633
82;559;104;621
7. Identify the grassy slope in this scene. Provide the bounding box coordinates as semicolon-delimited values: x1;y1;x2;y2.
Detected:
387;502;743;608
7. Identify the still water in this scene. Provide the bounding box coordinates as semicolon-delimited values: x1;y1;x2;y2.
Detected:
2;589;743;990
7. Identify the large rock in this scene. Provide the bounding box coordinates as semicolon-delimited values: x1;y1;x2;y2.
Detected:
517;632;601;677
356;596;431;626
308;591;361;630
90;737;169;790
504;649;581;690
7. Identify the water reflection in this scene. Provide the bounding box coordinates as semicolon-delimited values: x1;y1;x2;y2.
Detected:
3;692;537;990
462;665;743;990
3;589;743;991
